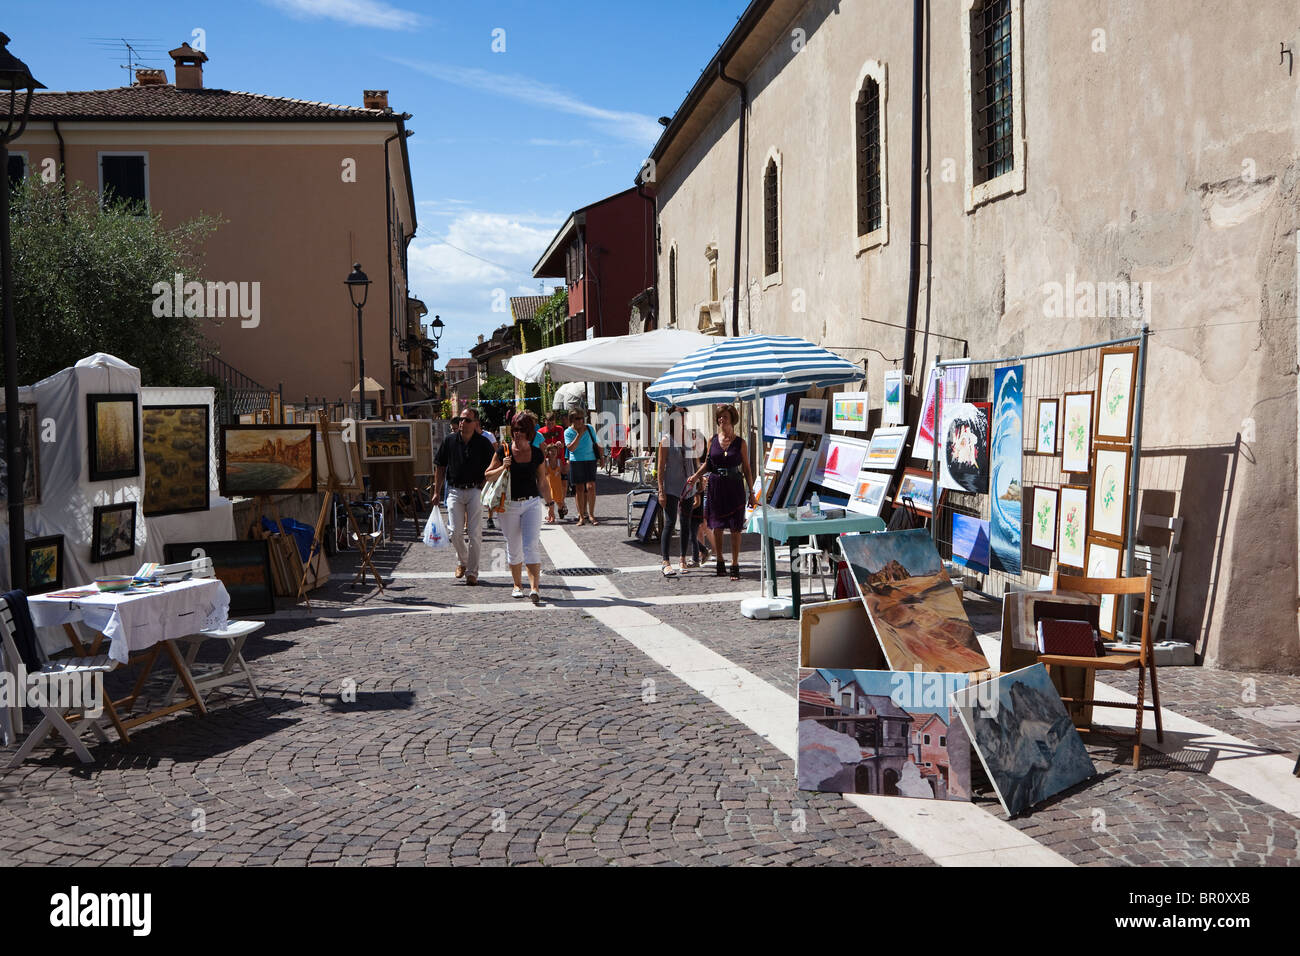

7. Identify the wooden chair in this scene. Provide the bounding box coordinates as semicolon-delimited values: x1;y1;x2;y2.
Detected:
1044;570;1163;768
1;598;117;766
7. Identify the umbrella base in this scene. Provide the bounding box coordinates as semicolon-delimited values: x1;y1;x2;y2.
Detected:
740;595;794;620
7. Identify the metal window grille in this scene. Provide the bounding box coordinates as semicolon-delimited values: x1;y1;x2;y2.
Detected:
970;0;1014;186
856;77;882;235
763;160;779;276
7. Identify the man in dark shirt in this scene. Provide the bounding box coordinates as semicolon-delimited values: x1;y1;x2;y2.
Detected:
433;408;495;584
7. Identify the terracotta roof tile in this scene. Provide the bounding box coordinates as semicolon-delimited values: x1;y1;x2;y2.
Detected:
28;85;400;122
509;295;550;324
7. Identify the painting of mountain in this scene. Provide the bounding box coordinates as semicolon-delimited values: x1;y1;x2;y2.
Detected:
840;529;990;673
951;663;1097;817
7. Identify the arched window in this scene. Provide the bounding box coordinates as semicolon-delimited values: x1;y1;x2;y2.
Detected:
668;244;678;327
962;0;1025;210
853;61;888;252
763;157;779;278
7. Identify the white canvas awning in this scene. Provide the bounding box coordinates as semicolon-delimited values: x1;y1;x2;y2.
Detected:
505;329;718;384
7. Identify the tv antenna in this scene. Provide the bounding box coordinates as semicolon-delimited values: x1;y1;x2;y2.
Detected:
84;37;168;82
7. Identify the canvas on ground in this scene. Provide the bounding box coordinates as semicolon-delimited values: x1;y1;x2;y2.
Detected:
840;529;990;673
798;667;971;800
951;663;1097;817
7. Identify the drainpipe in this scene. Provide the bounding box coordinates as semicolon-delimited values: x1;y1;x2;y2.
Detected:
718;62;746;338
902;0;925;378
53;119;67;199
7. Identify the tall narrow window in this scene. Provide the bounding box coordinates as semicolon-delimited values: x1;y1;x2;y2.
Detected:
668;244;678;326
763;158;779;278
970;0;1013;185
856;78;881;235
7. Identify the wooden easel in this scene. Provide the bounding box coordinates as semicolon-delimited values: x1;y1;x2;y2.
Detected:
314;421;386;595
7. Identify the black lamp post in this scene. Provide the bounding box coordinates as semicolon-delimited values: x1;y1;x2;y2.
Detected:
0;34;43;590
430;314;443;347
344;263;371;418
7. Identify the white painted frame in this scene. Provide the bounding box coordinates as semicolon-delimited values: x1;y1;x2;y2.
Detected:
97;150;151;213
961;0;1026;212
761;146;782;288
851;59;889;254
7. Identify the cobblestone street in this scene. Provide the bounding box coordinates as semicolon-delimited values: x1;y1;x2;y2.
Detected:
2;478;1297;867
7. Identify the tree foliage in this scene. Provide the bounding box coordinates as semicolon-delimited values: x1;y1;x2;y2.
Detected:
477;373;515;404
10;176;219;386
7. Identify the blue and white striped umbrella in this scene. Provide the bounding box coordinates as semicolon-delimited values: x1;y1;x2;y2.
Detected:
647;334;863;406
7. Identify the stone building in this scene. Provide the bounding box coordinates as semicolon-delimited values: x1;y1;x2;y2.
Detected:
645;0;1298;671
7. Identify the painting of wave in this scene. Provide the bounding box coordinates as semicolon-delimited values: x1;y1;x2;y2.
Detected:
989;365;1023;575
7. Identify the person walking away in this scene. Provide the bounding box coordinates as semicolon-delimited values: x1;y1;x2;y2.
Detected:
483;412;554;604
689;405;756;580
565;409;601;525
656;406;696;576
538;410;569;520
432;409;495;585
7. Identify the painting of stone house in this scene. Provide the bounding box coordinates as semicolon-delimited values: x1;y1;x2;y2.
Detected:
798;667;970;801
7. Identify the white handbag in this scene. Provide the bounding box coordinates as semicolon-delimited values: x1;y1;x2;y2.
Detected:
483;456;511;512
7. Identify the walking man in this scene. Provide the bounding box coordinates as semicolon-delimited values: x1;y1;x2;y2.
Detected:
432;408;495;585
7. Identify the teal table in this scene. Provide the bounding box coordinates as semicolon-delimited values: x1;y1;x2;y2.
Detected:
748;509;886;614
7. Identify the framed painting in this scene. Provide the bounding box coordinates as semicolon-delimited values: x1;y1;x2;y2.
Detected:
831;392;868;433
1060;391;1093;474
847;471;891;517
360;422;416;462
770;440;803;507
1057;485;1089;569
939;401;991;494
1090;443;1131;544
1084;535;1123;637
0;402;40;504
221;424;318;497
797;667;971;801
315;422;364;493
862;425;909;471
1095;345;1138;443
142;404;210;517
1035;398;1059;454
787;449;816;507
24;534;64;595
796;398;827;435
882;370;904;426
86;393;140;482
1029;486;1058;552
950;512;991;575
811;435;871;494
763;394;787;441
164;540;276;616
90;502;137;562
764;437;789;473
893;468;942;517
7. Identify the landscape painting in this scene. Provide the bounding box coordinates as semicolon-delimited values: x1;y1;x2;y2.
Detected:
0;403;40;504
142;405;210;517
988;364;1023;575
939;401;990;494
848;472;890;517
798;667;971;801
24;534;64;595
831;392;868;432
91;502;137;562
863;425;908;471
87;393;140;482
950;513;990;575
360;422;415;462
221;424;317;497
951;663;1097;817
883;370;904;425
796;399;827;435
840;529;990;673
893;468;941;517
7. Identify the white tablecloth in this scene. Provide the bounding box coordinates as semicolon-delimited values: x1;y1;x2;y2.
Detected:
28;578;231;664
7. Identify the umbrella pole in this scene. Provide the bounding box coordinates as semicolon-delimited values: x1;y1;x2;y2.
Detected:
740;394;793;619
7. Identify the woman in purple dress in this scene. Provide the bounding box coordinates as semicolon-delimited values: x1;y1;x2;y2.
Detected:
689;405;756;580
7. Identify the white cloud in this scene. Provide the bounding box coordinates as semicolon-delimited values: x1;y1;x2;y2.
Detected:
263;0;426;31
389;57;662;147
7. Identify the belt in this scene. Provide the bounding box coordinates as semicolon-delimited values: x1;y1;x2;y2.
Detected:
713;467;742;478
509;494;541;502
449;482;480;490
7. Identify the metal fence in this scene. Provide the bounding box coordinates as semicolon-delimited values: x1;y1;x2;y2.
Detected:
928;328;1149;615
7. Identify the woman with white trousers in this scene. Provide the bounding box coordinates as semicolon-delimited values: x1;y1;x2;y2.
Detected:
484;411;554;604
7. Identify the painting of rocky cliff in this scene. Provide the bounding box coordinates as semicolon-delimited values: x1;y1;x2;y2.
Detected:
142;404;210;516
951;663;1097;817
840;529;990;673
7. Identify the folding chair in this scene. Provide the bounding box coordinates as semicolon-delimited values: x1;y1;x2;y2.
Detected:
1;598;116;766
791;536;831;601
1043;570;1164;768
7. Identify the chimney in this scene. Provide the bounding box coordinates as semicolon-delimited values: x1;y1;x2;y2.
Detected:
476;334;485;345
168;42;208;90
363;90;389;110
135;68;167;86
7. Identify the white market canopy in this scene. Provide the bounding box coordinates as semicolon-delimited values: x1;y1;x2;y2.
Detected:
504;329;719;384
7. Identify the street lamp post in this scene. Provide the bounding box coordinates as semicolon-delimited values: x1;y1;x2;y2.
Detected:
0;34;44;589
344;263;371;419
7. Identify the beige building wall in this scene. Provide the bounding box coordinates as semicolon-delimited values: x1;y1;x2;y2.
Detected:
16;122;414;406
655;0;1299;671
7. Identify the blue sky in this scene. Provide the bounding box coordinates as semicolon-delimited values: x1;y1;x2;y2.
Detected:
5;0;747;365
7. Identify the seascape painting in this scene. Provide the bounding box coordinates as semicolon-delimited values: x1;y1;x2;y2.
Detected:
951;663;1097;817
143;405;210;516
893;468;941;516
221;425;317;497
989;365;1023;575
939;401;990;494
840;529;990;673
950;513;990;575
798;667;971;801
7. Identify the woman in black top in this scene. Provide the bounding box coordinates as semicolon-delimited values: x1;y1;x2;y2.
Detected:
484;411;554;604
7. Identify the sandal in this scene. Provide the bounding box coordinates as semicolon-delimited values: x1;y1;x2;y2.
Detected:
678;564;689;575
715;559;727;577
661;564;676;577
729;564;741;581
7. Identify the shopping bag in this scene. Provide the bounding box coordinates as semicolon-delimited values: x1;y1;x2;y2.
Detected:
422;507;450;549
